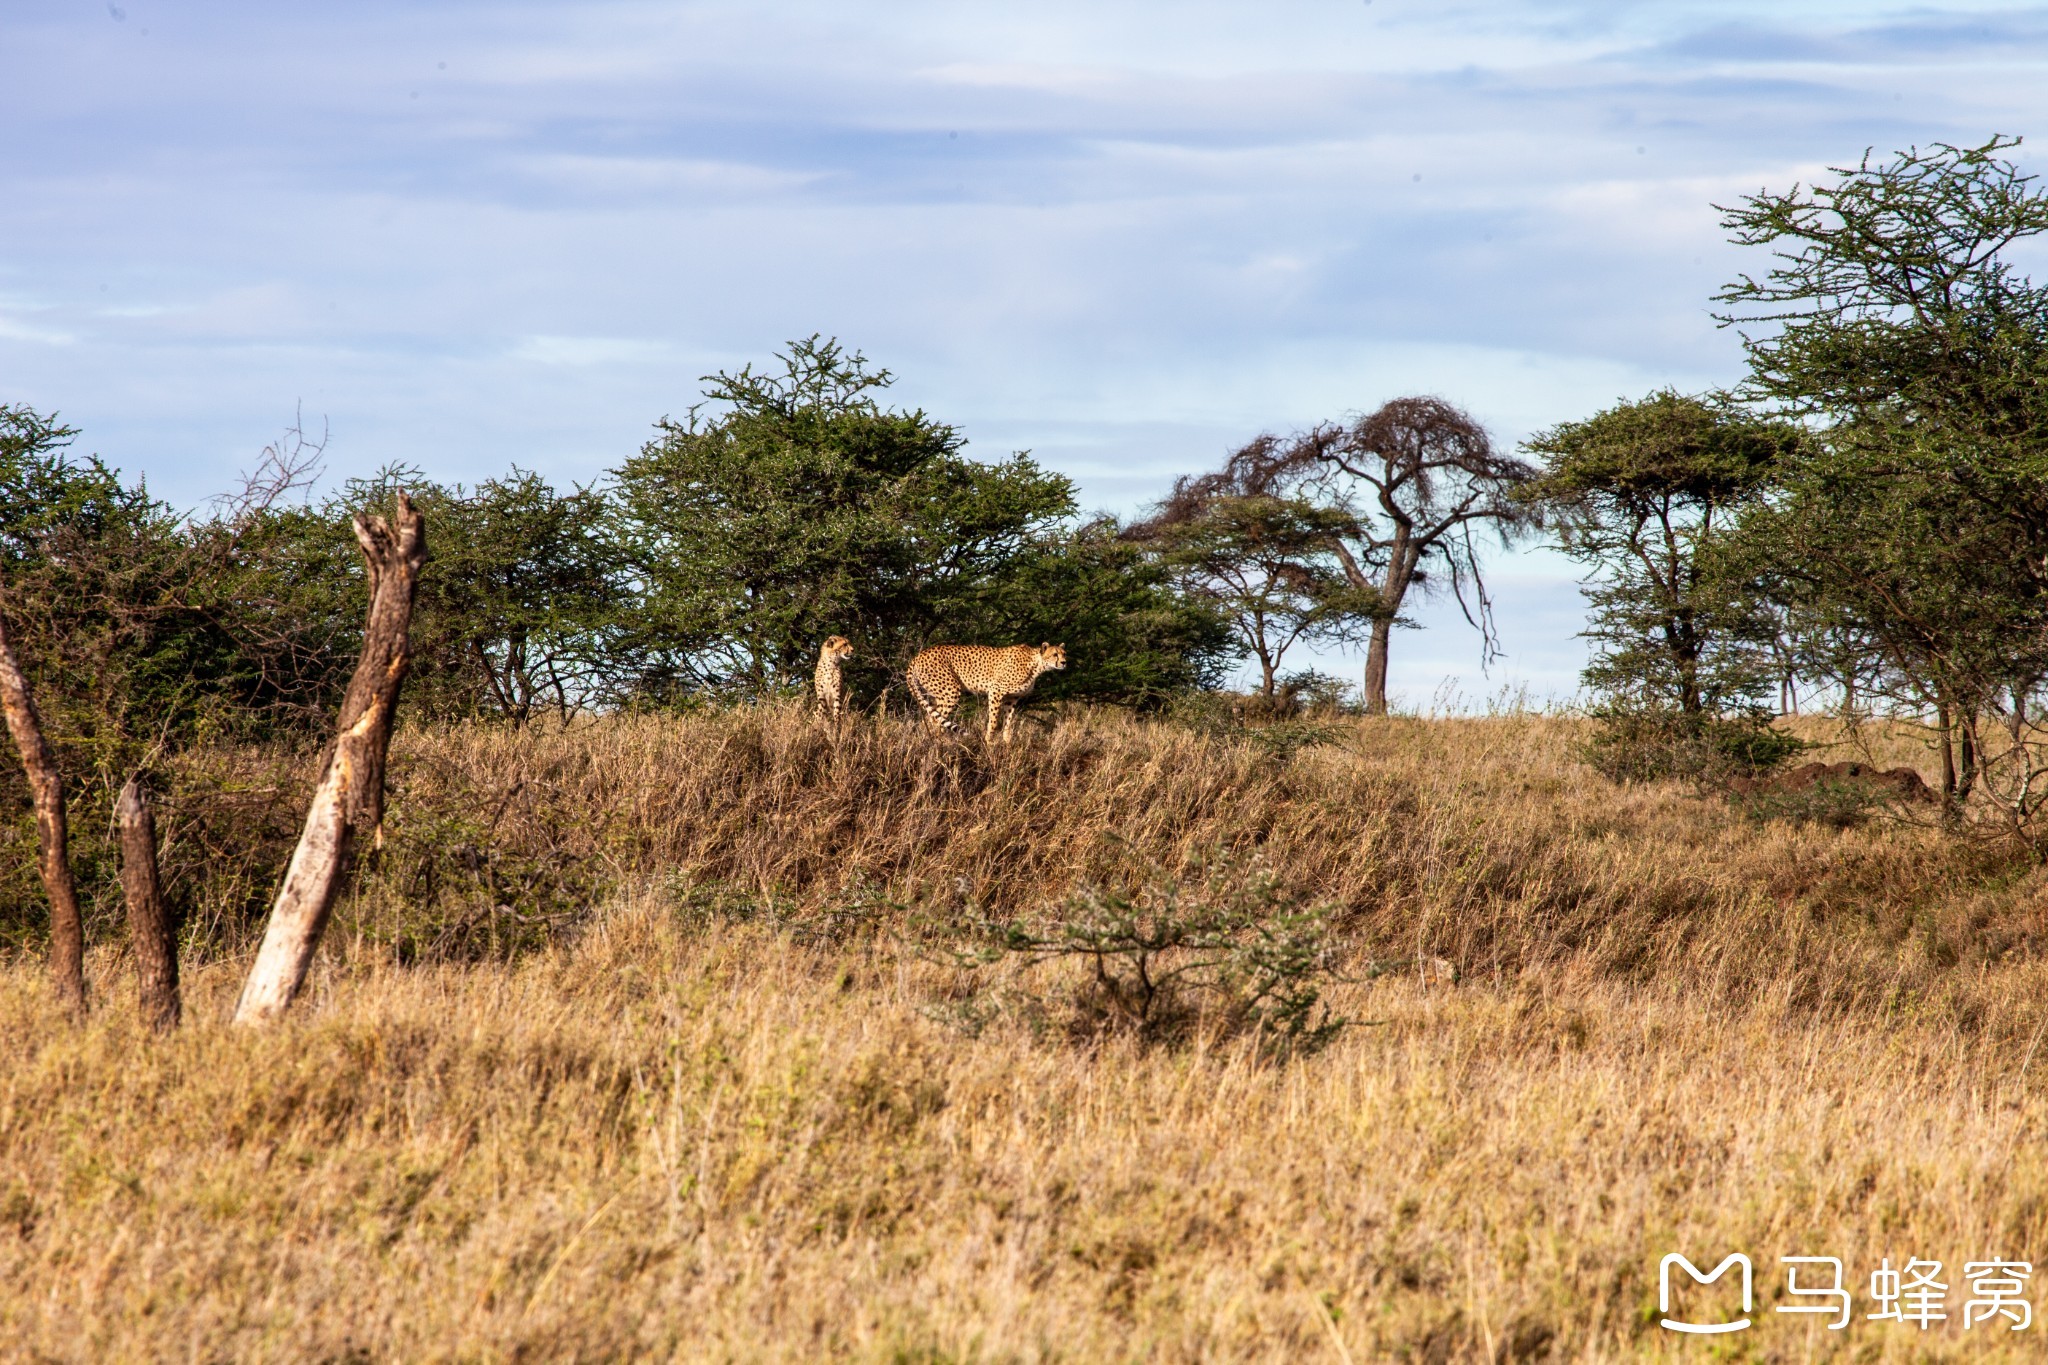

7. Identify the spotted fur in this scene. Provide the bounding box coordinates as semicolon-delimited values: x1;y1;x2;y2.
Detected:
905;642;1067;742
813;636;856;728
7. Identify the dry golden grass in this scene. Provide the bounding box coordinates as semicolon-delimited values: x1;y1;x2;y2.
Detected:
6;707;2048;1361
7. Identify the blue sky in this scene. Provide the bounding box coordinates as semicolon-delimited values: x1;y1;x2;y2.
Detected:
6;1;2048;702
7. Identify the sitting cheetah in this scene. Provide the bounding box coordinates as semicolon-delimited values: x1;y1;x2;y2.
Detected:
813;636;856;728
905;642;1066;743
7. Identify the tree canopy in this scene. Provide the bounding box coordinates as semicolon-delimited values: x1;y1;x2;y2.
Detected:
609;337;1226;705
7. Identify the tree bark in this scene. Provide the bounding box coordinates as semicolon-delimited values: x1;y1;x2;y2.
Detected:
234;494;427;1025
1363;617;1393;715
117;776;179;1032
0;609;85;1016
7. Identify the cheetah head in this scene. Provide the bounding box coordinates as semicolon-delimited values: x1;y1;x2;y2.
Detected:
1036;642;1067;673
821;635;855;665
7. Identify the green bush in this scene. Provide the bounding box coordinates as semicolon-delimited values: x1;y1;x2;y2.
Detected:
1579;705;1804;784
953;852;1345;1053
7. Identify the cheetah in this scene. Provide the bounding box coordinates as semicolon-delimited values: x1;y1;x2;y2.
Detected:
905;642;1067;743
813;636;856;729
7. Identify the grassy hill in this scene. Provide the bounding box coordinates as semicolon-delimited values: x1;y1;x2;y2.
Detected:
4;707;2045;1360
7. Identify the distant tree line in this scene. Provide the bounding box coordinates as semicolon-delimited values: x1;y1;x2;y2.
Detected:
5;133;2047;853
0;338;1239;778
1112;133;2048;827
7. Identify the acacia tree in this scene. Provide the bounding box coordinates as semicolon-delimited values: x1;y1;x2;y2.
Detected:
327;467;618;724
609;336;1227;706
610;337;1074;698
1205;400;1536;714
1717;136;2048;812
1127;450;1379;697
1523;391;1803;779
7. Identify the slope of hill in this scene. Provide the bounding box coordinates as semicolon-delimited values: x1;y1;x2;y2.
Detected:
4;709;2043;1360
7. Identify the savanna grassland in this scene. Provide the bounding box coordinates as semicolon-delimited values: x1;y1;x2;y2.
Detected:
5;706;2048;1362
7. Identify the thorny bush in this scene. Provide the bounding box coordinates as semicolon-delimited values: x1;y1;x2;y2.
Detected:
951;851;1346;1053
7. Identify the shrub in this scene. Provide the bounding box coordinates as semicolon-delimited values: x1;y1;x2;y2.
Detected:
1579;703;1803;784
953;852;1345;1052
1734;778;1888;830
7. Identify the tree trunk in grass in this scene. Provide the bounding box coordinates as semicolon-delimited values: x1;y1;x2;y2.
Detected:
234;494;427;1025
0;608;85;1017
117;776;180;1031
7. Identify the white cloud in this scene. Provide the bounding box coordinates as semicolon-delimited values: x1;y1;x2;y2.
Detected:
0;313;75;346
509;334;682;367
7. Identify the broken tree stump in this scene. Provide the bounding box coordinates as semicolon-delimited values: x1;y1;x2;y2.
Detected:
234;493;427;1025
118;775;180;1031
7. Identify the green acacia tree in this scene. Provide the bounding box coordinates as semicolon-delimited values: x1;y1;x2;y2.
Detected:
1523;391;1803;778
339;468;617;724
0;404;236;763
609;336;1226;705
1716;136;2048;810
1128;465;1380;699
949;517;1235;704
609;337;1071;697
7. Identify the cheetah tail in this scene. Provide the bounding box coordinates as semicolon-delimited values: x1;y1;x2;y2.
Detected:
903;671;947;730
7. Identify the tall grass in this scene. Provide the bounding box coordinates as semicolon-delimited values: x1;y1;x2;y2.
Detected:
4;707;2046;1360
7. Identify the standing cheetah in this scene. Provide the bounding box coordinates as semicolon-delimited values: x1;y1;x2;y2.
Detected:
905;643;1066;743
813;636;856;729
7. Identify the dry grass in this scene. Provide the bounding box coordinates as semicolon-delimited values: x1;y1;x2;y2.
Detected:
6;706;2048;1361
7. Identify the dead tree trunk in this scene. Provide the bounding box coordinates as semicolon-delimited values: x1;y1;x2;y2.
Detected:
117;776;180;1031
0;608;85;1016
234;494;427;1025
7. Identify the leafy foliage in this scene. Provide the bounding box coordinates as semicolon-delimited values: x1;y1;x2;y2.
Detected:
938;515;1234;704
609;336;1225;706
1576;706;1804;786
329;466;620;723
1129;472;1379;697
1524;390;1796;716
0;404;285;780
609;337;1074;698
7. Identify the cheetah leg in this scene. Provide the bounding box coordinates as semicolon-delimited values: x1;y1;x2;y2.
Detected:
984;694;1008;744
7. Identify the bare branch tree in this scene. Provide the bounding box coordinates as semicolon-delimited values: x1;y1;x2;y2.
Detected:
212;404;328;531
1226;399;1538;714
